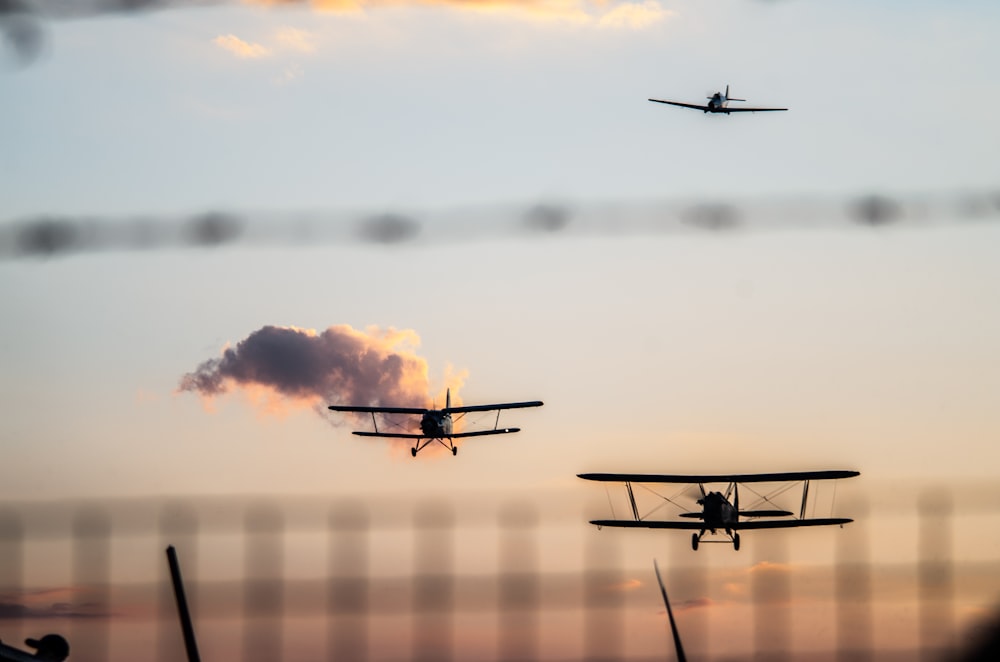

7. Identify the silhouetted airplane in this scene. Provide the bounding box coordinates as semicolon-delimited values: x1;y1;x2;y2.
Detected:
649;85;787;114
579;470;859;550
328;389;543;457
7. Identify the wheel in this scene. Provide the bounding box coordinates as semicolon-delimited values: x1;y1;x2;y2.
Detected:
411;447;417;457
733;533;741;551
451;447;458;456
691;533;699;551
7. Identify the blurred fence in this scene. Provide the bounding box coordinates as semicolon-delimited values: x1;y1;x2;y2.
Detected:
0;492;997;661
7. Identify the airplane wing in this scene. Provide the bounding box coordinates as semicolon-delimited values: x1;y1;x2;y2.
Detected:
352;428;521;439
327;405;428;415
648;98;710;111
734;518;853;530
578;471;859;483
724;107;787;113
590;517;852;530
443;400;543;414
591;519;705;530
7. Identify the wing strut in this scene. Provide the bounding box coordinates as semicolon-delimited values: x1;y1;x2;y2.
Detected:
799;480;810;520
626;482;641;521
371;412;378;434
495;410;501;430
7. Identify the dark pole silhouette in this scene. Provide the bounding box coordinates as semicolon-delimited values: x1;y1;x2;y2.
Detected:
166;545;202;662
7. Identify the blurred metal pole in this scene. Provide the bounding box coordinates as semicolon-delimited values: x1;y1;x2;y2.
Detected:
835;498;871;662
497;502;540;662
919;490;954;661
159;504;199;662
243;504;284;662
327;502;370;661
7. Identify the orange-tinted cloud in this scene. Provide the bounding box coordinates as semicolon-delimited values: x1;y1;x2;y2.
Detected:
178;324;436;420
245;0;674;28
213;34;272;58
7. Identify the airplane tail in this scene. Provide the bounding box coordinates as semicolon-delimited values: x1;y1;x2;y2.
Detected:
727;85;746;102
446;388;451;410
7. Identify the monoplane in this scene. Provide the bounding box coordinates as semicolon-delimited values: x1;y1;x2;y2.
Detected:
578;470;859;550
649;85;787;114
328;389;543;457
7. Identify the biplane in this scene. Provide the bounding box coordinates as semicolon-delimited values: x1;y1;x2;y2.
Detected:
327;389;543;457
578;470;860;550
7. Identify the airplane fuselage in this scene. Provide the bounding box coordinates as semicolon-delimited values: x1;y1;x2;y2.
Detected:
420;410;453;438
699;491;738;532
707;93;726;113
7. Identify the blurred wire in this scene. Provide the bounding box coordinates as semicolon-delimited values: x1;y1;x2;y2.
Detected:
1;189;998;260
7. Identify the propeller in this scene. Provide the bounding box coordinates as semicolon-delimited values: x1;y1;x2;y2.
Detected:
654;559;687;662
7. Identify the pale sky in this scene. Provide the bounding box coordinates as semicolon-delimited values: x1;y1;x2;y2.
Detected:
1;1;999;659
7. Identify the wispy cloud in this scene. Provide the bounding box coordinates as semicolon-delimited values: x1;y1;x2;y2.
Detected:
597;1;673;30
274;26;318;53
213;33;271;58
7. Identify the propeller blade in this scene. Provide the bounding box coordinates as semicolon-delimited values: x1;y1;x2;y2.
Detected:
654;559;687;662
734;483;740;517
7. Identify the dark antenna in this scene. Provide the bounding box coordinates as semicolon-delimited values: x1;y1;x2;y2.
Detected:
653;559;687;662
166;545;202;662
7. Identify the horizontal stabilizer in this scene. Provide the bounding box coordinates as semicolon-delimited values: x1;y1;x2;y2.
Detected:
740;510;793;518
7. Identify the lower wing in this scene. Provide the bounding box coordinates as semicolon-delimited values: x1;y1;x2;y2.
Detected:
648;98;710;111
589;517;851;530
352;428;521;439
734;518;852;530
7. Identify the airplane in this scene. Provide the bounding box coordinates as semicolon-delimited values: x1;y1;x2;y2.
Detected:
578;470;859;550
648;85;787;114
327;389;543;457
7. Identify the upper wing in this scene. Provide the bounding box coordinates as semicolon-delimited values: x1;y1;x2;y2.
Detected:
327;405;428;415
589;517;852;530
578;471;859;484
734;518;853;530
443;400;543;414
648;98;709;111
724;107;787;113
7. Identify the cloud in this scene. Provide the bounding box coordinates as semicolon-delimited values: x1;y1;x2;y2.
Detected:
213;33;271;58
597;1;673;30
178;324;436;418
274;26;317;53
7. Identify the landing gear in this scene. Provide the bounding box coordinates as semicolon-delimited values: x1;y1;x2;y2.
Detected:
452;446;458;456
411;447;417;457
733;533;741;551
691;533;700;551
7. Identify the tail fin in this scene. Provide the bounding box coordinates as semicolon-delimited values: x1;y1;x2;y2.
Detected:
446;388;451;410
727;85;746;102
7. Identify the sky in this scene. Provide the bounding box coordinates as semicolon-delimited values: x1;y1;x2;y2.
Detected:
2;0;1000;659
